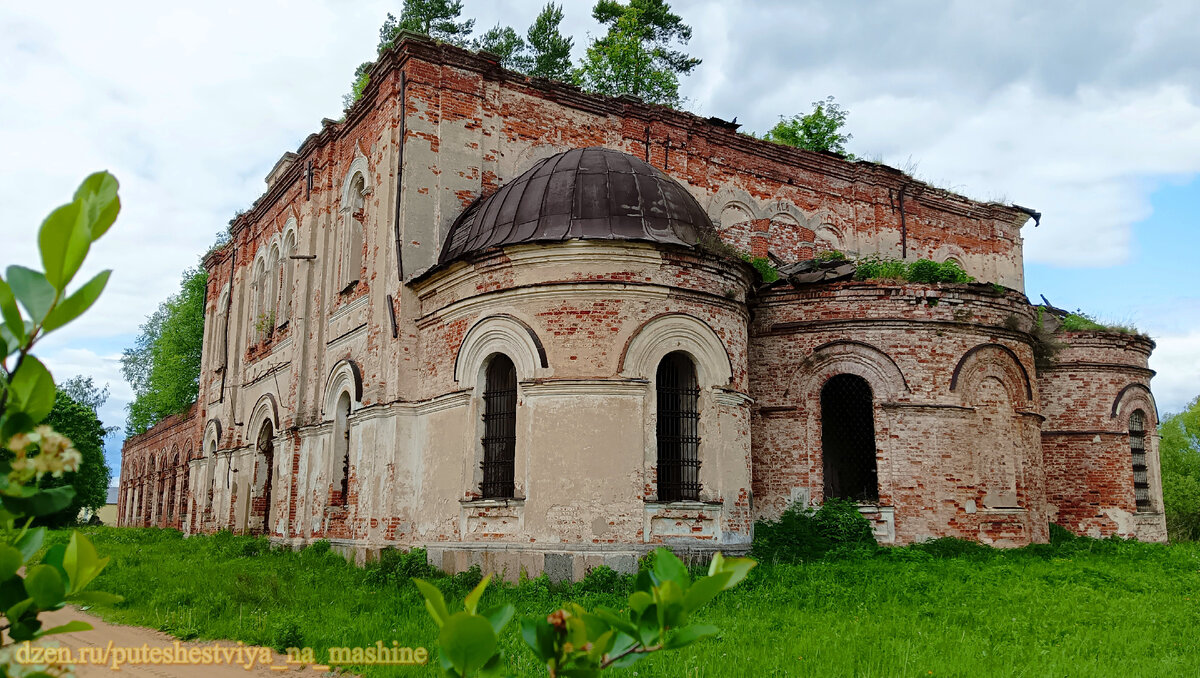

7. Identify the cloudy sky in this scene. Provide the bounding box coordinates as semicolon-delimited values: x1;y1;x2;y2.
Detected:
2;1;1197;483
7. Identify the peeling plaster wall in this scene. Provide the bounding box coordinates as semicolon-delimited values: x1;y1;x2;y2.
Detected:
118;36;1164;572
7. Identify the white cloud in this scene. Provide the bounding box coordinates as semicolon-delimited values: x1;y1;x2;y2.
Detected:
1;1;1196;442
1149;332;1200;416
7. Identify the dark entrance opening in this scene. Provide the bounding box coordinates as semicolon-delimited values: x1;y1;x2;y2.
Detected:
256;421;274;534
821;374;879;502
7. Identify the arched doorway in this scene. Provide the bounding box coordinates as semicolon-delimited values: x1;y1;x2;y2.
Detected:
255;421;274;535
820;373;879;502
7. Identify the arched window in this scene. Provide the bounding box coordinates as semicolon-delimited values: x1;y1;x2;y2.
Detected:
280;231;296;323
215;288;229;369
480;355;517;499
821;374;879;502
341;174;365;290
656;352;700;501
334;391;352;506
251;260;265;343
1130;410;1151;512
267;245;280;329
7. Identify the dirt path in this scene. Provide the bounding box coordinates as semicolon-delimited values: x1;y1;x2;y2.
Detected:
20;608;333;676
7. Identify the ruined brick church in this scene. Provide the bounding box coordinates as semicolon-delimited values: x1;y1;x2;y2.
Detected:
118;35;1166;577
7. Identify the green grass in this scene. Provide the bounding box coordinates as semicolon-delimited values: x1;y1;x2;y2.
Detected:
1059;311;1140;335
50;528;1200;677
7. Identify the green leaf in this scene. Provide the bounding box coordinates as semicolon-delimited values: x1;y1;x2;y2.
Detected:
484;603;514;635
628;590;653;614
464;572;491;615
0;277;25;345
38;200;90;290
439;611;497;675
605;633;643;668
663;623;718;650
652;548;689;588
24;565;65;609
67;590;124;606
712;554;756;590
64;531;107;593
681;571;730;613
42;270;110;333
6;266;56;324
636;604;658;648
74;171;120;240
7;356;56;422
412;578;449;628
2;486;74;518
8;616;41;641
0;576;27;610
38;620;92;637
593;607;638;639
0;545;23;580
520;618;557;662
15;527;46;563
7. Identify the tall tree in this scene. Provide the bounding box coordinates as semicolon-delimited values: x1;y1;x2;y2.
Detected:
526;3;573;81
58;375;118;437
35;390;111;527
764;96;854;156
378;0;475;51
473;24;532;72
574;0;700;107
120;267;207;436
1162;395;1200;541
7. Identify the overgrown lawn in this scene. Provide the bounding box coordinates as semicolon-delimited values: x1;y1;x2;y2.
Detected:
50;528;1200;677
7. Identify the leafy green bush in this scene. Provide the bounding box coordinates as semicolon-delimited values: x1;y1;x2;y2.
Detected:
576;564;624;594
854;256;974;284
753;498;877;562
366;547;436;586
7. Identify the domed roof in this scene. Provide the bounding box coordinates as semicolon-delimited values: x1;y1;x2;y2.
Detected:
439;147;716;264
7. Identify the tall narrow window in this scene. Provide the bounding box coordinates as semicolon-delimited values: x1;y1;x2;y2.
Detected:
1130;410;1151;512
257;421;274;531
656;352;700;501
821;374;879;502
281;232;296;323
335;391;351;506
481;355;517;499
267;245;280;329
342;174;365;289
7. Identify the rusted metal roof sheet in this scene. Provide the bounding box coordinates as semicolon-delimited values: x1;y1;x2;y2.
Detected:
439;147;716;265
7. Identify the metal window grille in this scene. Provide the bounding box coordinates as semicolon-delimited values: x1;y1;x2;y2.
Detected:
821;374;879;502
481;356;517;499
657;352;701;501
1130;410;1151;511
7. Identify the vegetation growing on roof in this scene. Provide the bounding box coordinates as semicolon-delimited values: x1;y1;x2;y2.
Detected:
853;256;974;284
1059;311;1139;335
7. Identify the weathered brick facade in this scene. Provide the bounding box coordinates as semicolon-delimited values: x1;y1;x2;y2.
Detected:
119;35;1165;577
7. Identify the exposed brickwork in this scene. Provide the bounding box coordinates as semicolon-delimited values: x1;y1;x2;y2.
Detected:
118;34;1164;571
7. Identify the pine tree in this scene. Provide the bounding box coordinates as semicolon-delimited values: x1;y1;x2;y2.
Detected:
378;0;475;52
526;3;573;81
575;0;700;107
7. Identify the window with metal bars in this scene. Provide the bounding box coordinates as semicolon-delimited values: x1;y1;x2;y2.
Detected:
1129;409;1151;512
821;374;879;502
481;355;517;499
656;352;701;501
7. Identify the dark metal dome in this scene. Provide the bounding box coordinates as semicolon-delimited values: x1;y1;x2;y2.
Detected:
439;147;716;264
